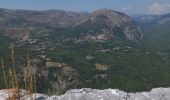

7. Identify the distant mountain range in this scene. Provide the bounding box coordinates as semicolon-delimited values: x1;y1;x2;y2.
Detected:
132;13;170;25
0;8;142;41
1;8;170;41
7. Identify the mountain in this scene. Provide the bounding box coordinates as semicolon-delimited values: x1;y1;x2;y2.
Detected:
132;13;170;50
132;13;170;25
76;9;142;41
1;88;170;100
132;15;160;24
0;8;88;28
0;8;142;41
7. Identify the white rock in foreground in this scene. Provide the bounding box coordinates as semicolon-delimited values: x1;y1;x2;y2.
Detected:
1;88;170;100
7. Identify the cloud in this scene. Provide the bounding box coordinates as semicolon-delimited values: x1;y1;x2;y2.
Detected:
149;3;170;14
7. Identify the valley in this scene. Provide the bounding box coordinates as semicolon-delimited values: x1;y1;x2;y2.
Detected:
0;8;170;96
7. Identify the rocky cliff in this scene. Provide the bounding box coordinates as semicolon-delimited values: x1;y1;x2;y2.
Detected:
0;87;170;100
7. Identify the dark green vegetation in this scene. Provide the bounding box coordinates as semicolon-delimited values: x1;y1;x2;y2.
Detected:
1;26;170;95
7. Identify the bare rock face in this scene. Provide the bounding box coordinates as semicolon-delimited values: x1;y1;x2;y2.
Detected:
81;9;142;41
46;88;170;100
1;88;170;100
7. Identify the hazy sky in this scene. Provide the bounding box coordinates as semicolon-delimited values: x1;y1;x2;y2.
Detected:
0;0;170;15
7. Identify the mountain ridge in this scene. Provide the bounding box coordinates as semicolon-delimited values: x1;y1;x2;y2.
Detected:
0;8;142;41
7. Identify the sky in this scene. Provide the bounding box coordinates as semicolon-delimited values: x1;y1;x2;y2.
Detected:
0;0;170;15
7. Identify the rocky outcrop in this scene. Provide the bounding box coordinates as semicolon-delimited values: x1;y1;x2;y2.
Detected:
1;87;170;100
77;9;142;41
